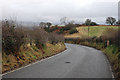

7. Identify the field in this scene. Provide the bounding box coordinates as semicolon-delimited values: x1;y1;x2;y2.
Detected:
65;26;118;38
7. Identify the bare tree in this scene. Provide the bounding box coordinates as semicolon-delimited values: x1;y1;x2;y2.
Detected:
39;22;46;28
60;17;67;25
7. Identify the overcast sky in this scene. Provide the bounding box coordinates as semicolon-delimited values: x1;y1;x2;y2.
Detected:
1;0;120;24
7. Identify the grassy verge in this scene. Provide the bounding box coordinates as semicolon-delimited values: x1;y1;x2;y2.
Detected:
81;42;120;78
2;42;66;73
65;25;120;79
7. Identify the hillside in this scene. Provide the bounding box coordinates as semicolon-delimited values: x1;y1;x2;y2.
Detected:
2;42;66;73
64;26;118;38
2;20;66;74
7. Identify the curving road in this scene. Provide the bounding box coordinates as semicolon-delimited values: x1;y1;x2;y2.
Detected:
3;43;112;78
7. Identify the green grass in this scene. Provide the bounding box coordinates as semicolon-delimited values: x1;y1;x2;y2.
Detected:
66;39;120;78
31;45;39;52
65;26;118;38
78;41;120;78
83;26;118;37
2;42;66;73
65;26;120;78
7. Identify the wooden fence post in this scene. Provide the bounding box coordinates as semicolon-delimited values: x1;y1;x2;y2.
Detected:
107;40;110;46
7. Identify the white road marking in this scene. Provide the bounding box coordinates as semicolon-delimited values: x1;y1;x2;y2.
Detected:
2;48;68;76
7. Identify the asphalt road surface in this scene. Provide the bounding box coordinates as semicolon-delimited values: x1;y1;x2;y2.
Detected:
3;43;112;78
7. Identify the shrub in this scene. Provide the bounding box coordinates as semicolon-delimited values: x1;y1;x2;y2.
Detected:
118;53;120;60
48;32;64;44
65;23;76;30
44;26;59;32
2;20;65;55
90;22;98;26
69;28;78;34
60;28;66;32
2;20;26;55
29;28;48;48
102;28;119;45
44;27;58;32
56;31;64;34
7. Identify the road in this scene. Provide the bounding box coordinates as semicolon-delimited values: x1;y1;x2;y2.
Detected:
3;43;112;78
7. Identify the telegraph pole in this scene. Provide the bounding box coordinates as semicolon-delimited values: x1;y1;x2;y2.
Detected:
118;1;120;21
88;26;89;37
118;1;120;49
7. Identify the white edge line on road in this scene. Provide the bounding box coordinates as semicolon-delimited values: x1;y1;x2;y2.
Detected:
106;59;115;79
80;45;115;79
98;50;115;79
2;44;114;78
2;48;68;76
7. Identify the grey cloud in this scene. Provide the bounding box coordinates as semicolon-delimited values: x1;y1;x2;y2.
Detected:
1;0;119;24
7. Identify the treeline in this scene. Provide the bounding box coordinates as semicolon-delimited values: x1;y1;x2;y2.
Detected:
44;17;120;35
83;17;120;26
60;17;120;26
2;20;64;56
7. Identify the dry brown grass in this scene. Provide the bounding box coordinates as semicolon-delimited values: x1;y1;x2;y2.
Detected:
2;42;66;73
64;27;88;38
64;26;118;38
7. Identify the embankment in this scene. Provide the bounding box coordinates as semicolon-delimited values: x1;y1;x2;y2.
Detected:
2;42;66;73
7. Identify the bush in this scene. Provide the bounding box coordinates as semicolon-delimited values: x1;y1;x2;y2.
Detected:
65;23;76;30
69;28;78;34
29;28;48;48
56;31;64;34
48;32;64;44
44;27;58;32
118;53;120;60
60;28;66;32
2;20;65;55
90;22;98;26
102;28;119;45
2;20;26;55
